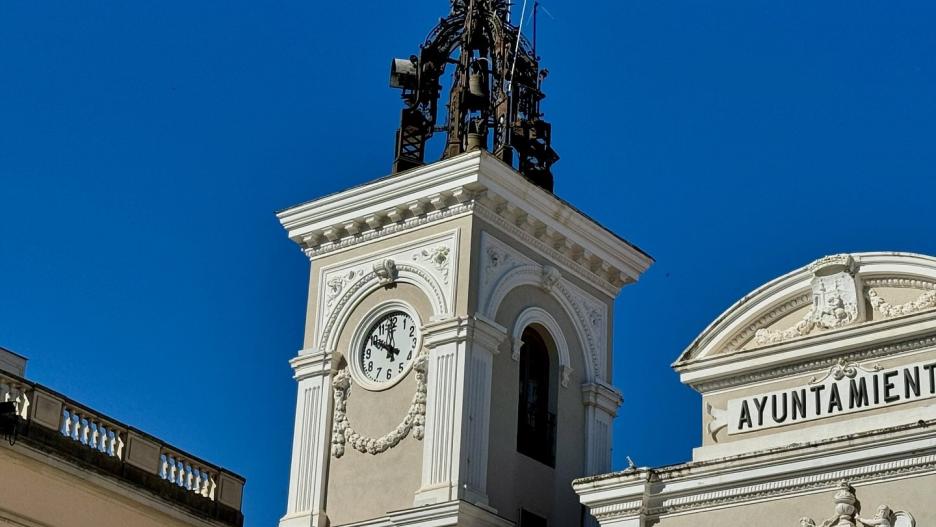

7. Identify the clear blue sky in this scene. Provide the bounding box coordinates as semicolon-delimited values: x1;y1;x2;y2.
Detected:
1;1;934;525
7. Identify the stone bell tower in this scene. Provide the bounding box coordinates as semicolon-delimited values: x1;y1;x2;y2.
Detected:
276;3;652;527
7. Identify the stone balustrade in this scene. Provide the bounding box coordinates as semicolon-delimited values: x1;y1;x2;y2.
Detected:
0;369;244;526
61;403;126;458
160;448;218;499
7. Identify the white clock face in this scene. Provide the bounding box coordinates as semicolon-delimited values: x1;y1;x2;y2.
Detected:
358;311;418;385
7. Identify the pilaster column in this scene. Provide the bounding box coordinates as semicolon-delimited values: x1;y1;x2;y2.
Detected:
280;349;334;527
415;315;508;507
582;382;623;527
582;382;622;475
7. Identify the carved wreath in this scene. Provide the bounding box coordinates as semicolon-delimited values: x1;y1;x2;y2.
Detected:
331;352;428;458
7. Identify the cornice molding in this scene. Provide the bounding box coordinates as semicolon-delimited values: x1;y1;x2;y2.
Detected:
421;315;508;351
577;424;936;521
582;382;623;417
680;311;936;393
277;151;652;298
290;350;334;381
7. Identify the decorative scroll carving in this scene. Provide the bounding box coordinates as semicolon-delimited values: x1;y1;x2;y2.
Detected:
485;244;510;276
331;353;428;458
415;246;451;283
561;365;573;388
798;482;915;527
755;255;864;346
541;265;561;293
705;403;728;442
868;289;936;319
373;259;399;286
326;270;357;307
808;358;881;385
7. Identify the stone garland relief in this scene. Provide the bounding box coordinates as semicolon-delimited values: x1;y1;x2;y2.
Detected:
750;255;936;348
799;482;914;527
868;288;936;319
330;352;428;458
755;255;862;346
705;402;728;441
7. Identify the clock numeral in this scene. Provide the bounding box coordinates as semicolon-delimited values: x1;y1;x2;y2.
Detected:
386;369;392;380
406;350;412;360
398;363;404;373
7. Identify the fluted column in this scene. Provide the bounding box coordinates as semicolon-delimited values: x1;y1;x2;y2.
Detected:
414;315;507;507
280;350;334;527
582;382;623;527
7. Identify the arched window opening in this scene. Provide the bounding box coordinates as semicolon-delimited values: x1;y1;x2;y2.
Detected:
516;327;556;467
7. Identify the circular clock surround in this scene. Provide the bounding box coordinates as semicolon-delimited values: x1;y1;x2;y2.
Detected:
348;301;423;391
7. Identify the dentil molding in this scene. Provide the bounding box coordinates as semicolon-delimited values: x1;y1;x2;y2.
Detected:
277;151;652;298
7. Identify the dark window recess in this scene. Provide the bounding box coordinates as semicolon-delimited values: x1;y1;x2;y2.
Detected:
516;328;556;467
520;509;548;527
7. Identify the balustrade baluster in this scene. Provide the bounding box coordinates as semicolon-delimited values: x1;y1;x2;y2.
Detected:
169;456;178;484
96;425;105;452
114;433;124;459
201;472;211;497
90;422;100;450
71;413;81;441
17;391;29;418
80;417;90;445
99;424;107;452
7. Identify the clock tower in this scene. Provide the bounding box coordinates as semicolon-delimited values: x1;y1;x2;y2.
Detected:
276;3;652;527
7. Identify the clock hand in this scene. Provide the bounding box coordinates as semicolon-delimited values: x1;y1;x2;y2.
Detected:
375;339;400;361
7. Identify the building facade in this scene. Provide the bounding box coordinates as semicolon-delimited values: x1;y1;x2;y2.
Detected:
0;348;245;527
575;253;936;526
